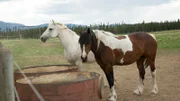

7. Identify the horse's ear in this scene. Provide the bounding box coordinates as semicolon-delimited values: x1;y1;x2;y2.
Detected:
87;28;91;34
52;20;55;25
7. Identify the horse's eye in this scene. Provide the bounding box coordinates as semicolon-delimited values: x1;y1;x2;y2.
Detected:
49;28;53;31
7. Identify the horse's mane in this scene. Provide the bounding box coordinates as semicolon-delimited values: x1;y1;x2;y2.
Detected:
55;22;78;36
56;22;66;27
98;30;116;37
92;29;116;40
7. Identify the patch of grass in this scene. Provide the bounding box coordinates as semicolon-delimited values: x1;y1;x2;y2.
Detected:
152;30;180;49
1;38;68;69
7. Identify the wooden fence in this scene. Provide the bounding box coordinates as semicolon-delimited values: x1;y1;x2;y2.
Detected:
0;42;15;101
0;35;21;40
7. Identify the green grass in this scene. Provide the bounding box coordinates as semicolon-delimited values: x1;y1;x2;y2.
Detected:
152;30;180;49
1;38;68;70
0;30;180;70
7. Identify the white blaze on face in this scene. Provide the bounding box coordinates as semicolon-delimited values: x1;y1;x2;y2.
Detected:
82;45;87;58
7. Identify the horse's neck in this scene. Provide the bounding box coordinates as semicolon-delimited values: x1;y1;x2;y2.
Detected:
57;28;79;49
91;34;98;53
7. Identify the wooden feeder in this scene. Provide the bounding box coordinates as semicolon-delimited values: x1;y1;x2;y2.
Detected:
16;72;104;101
14;65;79;84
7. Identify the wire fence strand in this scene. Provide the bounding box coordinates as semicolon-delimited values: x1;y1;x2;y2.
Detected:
14;86;20;101
14;61;45;101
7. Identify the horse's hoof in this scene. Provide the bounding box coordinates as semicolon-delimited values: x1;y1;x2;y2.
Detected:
109;92;117;101
109;96;117;101
133;89;143;96
151;88;158;94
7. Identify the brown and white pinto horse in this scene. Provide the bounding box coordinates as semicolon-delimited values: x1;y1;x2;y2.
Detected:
79;28;158;101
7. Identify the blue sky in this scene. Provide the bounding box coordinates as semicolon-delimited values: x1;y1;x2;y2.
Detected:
0;0;180;25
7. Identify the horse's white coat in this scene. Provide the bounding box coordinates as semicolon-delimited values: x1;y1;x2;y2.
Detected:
149;33;157;41
99;30;117;37
40;22;96;71
97;39;101;51
134;77;144;95
151;70;158;94
120;58;124;64
93;30;116;50
109;86;117;101
93;30;133;54
93;30;133;64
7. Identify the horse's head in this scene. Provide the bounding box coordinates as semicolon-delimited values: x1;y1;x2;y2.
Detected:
79;28;93;62
40;20;67;42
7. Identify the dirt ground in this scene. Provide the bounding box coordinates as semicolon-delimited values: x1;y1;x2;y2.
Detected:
83;50;180;101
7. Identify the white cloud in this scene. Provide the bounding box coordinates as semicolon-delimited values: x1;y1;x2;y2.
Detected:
0;0;50;25
129;0;180;23
0;0;179;25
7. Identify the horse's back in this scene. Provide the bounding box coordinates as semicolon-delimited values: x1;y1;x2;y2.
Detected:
128;32;157;55
128;32;157;44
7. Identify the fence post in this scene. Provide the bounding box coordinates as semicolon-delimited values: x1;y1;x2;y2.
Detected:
0;42;2;48
0;46;15;101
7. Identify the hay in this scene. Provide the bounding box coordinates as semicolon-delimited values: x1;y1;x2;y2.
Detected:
20;66;75;73
16;72;98;84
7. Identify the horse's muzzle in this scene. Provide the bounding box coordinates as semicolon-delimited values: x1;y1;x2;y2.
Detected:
81;56;87;62
40;37;47;42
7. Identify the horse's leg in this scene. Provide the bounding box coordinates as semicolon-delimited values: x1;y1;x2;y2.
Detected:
149;60;158;94
134;57;145;95
104;66;117;101
75;60;82;71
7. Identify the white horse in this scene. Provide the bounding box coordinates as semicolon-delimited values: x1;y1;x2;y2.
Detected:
40;20;96;71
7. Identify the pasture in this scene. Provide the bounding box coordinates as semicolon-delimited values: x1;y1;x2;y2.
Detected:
1;30;180;101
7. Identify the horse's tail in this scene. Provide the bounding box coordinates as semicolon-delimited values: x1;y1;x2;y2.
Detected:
148;33;156;41
144;33;157;69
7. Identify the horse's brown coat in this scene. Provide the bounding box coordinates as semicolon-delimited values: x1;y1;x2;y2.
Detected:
94;32;157;66
79;29;158;100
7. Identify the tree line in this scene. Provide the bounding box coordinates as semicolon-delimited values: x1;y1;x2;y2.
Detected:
0;19;180;39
